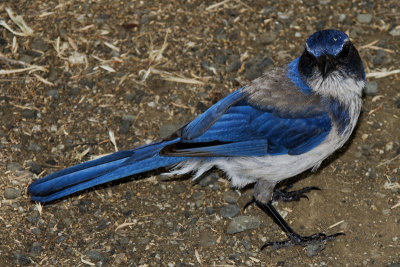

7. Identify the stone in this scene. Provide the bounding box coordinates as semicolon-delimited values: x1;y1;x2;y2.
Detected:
227;216;260;234
4;187;21;199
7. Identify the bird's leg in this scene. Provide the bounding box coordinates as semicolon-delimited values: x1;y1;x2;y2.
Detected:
272;184;320;202
246;180;343;250
255;200;344;250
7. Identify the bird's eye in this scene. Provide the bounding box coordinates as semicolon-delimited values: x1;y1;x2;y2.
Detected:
298;49;317;78
337;42;350;59
304;49;315;60
302;49;316;65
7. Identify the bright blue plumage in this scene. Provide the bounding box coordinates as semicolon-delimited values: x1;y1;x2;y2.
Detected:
306;30;348;57
29;140;187;202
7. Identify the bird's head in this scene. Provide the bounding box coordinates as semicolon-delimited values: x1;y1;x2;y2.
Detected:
298;29;365;97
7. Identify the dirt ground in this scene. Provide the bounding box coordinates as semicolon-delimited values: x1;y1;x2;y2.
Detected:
1;0;399;266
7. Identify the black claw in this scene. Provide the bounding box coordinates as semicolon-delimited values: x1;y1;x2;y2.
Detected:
261;232;344;250
272;186;321;202
243;198;255;211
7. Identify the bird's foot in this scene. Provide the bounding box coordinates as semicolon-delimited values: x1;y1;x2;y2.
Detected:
261;231;344;250
254;200;344;251
272;184;320;202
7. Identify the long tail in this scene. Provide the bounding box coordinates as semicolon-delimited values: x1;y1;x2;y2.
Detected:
28;139;186;203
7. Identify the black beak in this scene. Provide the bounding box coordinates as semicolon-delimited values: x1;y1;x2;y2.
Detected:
317;54;336;78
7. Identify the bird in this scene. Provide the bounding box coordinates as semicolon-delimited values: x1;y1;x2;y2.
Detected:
28;29;365;249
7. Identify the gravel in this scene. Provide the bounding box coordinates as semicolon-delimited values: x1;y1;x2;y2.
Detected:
1;1;399;265
13;252;31;265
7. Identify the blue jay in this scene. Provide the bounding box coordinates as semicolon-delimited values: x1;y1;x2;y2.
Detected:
28;29;365;249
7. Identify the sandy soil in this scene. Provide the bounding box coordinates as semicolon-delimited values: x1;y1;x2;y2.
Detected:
0;1;399;266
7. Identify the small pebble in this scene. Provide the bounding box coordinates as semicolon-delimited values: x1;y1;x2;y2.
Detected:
31;38;49;52
223;190;240;204
4;187;21;199
85;250;105;262
389;28;400;37
21;109;36;119
119;236;130;245
227;216;260;234
114;253;127;265
373;50;390;66
357;14;372;24
199;230;217;247
31;227;41;235
220;204;240;218
14;252;31;265
46;89;59;99
198;172;219;187
55;235;66;244
215;53;227;64
19;54;33;64
6;162;23;172
28;142;41;152
27;161;42;174
96;13;109;23
97;219;109;231
306;242;326;257
192;191;205;200
364;81;378;96
205;207;214;215
382;209;391;216
122;114;136;122
172;184;186;194
226;58;241;72
30;242;43;254
27;210;40;223
119;119;131;134
258;32;277;45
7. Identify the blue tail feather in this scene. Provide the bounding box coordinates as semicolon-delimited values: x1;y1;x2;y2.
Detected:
28;140;186;203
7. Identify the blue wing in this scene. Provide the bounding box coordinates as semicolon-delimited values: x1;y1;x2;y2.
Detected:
161;90;332;157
